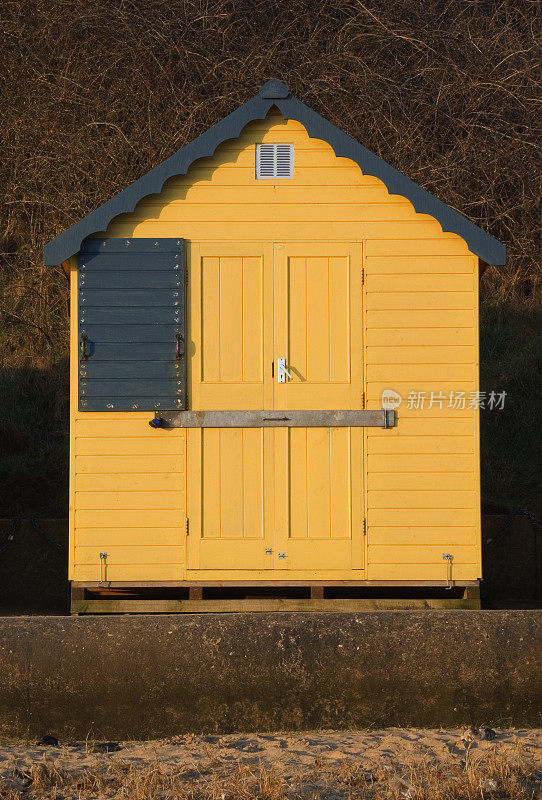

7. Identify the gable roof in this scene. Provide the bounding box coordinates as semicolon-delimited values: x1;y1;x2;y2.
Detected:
43;79;506;266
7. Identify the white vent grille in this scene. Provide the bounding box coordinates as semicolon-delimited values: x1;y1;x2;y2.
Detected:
256;143;293;179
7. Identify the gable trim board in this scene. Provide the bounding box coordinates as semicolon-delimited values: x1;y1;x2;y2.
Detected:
44;80;505;267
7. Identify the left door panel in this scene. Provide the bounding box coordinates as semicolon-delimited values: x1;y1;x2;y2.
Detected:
187;244;274;570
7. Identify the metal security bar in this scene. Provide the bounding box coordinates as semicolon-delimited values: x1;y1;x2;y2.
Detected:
152;409;396;429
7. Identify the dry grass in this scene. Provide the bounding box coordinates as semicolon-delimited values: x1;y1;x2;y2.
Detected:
0;745;540;799
0;0;540;515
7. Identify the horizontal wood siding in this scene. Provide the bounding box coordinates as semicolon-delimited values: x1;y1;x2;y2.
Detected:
364;233;480;580
70;251;186;582
70;113;480;582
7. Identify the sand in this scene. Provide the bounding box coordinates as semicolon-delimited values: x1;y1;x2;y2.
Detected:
0;728;540;797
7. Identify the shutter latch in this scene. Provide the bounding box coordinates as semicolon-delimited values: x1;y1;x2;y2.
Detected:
175;333;183;360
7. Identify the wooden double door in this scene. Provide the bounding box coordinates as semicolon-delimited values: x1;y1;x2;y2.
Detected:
186;242;365;576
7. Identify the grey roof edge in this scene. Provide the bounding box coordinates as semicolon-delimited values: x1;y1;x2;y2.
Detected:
43;79;506;266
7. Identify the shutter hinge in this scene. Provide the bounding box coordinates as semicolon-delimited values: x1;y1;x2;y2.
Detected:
185;517;189;536
361;391;365;409
363;517;367;536
361;267;365;285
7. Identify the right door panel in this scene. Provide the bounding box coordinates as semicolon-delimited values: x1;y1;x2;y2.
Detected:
272;243;364;571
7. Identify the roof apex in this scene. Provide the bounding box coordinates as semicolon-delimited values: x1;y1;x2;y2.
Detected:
258;79;290;98
43;82;506;267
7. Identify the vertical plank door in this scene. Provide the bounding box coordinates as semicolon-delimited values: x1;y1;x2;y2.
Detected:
272;243;365;571
187;244;274;570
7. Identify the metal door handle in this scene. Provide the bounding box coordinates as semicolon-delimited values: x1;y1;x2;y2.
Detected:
277;357;293;383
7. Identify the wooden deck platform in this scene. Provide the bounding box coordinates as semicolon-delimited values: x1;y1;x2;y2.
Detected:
70;582;481;613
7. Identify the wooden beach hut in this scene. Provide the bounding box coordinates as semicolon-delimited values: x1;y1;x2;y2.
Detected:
43;80;506;612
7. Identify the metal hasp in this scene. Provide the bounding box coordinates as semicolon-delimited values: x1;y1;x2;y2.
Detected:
156;409;396;428
99;552;108;584
442;552;454;588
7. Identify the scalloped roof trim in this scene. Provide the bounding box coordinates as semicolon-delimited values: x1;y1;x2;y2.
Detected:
43;80;505;266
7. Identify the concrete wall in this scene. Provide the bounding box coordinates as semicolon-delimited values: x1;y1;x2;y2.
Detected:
0;612;540;740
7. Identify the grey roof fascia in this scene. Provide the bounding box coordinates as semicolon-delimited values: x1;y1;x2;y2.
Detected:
43;80;505;266
43;94;275;265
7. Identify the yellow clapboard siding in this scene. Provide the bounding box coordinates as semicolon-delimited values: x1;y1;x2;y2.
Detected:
368;453;475;472
367;382;476;400
366;256;474;274
369;545;477;563
109;221;453;241
368;472;475;490
369;527;477;545
75;509;184;527
367;364;476;382
369;509;478;526
106;221;367;238
366;291;473;311
366;274;475;292
366;328;474;346
363;222;455;239
75;546;184;565
184;148;357;168
366;238;469;257
369;563;480;581
74;418;184;438
75;437;185;456
75;473;182;492
159;166;378;187
165;186;403;204
371;406;476;419
366;310;475;328
368;419;475;437
75;491;182;510
75;455;184;474
368;490;476;509
77;529;183;546
130;204;433;225
74;411;159;421
366;345;475;364
73;564;184;581
368;436;474;455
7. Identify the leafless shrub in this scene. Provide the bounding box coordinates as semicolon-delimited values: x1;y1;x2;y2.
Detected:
0;1;539;514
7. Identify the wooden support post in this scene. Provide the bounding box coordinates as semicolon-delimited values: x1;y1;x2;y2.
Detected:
189;587;203;601
70;584;86;615
311;586;324;599
462;583;481;608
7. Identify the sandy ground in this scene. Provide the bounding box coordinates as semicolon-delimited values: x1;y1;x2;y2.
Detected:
0;728;541;796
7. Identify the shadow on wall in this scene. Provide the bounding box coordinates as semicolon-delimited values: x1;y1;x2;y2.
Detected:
479;305;542;513
0;519;68;614
0;359;69;518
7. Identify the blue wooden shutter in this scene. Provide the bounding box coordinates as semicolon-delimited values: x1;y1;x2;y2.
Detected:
78;238;185;411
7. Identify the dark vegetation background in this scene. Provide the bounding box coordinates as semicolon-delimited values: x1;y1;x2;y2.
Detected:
0;0;540;517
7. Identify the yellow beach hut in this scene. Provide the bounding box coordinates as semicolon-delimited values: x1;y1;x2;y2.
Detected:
43;80;505;613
